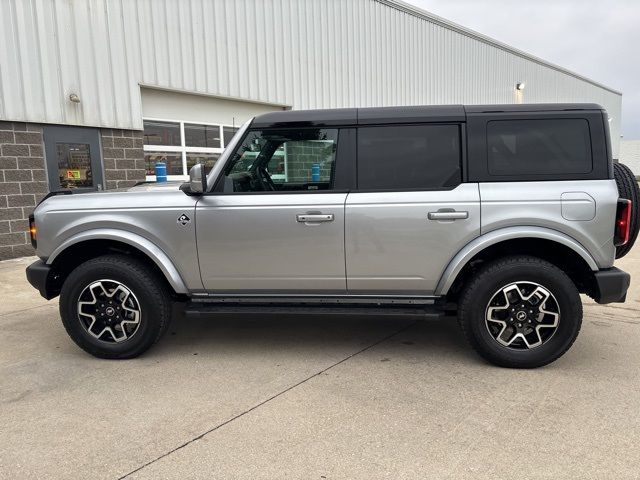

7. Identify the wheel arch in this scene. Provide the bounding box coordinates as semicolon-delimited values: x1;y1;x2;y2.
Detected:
47;229;189;295
435;227;599;298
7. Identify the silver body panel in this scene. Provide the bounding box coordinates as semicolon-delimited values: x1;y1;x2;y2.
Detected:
478;180;618;269
434;226;600;295
32;178;618;298
34;190;201;293
196;193;348;292
344;184;481;294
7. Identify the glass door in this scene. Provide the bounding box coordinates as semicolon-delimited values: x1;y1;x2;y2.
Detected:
43;126;104;192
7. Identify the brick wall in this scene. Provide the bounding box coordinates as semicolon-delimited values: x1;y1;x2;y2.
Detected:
101;129;145;189
0;122;47;260
0;124;145;261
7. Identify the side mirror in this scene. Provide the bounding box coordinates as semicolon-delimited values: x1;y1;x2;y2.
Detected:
188;163;206;194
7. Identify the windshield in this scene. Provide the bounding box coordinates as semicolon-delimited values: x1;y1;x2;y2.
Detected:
205;119;252;190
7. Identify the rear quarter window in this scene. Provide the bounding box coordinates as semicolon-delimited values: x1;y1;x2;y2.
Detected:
487;119;593;176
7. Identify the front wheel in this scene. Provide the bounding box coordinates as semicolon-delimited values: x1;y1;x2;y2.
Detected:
59;254;172;359
457;256;582;368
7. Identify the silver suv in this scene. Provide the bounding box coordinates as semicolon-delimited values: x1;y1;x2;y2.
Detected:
26;104;637;368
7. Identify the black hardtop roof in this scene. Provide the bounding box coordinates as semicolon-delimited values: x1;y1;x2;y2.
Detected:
250;103;604;128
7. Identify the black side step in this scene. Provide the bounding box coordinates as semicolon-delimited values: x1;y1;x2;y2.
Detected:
183;302;445;318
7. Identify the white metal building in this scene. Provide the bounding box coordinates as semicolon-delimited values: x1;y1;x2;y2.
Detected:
620;141;640;176
0;0;624;258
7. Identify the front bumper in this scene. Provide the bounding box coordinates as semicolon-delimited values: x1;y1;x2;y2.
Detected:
592;267;631;304
26;260;59;300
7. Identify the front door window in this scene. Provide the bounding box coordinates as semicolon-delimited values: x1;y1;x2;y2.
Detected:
222;128;339;192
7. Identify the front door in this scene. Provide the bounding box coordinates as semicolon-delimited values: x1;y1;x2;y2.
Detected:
196;127;352;293
43;126;104;192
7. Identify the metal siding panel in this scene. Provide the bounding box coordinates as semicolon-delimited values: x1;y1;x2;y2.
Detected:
179;0;196;92
33;0;62;121
107;0;137;129
0;0;622;154
190;0;206;93
91;0;118;126
0;0;24;120
136;0;157;85
150;0;169;87
54;0;82;126
14;0;45;122
165;0;182;89
71;0;97;126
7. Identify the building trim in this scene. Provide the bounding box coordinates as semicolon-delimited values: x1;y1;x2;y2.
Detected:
138;84;292;110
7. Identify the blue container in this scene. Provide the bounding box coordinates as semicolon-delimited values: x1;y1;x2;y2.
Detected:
311;163;320;182
155;161;167;183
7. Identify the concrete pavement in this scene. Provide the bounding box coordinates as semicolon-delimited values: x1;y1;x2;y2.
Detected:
1;252;639;479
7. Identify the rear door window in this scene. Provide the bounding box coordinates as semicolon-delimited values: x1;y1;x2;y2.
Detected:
357;124;462;190
487;119;592;176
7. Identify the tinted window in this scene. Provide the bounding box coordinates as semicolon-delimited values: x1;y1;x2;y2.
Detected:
184;123;221;148
357;125;461;190
223;129;339;192
142;120;181;146
487;119;592;176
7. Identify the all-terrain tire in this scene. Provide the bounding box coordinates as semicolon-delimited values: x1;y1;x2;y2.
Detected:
59;254;172;359
613;162;639;258
458;255;582;368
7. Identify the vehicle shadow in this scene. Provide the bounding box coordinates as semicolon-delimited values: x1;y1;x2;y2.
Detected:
150;310;477;364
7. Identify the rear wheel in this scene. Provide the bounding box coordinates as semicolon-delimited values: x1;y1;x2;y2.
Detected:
613;162;639;258
59;254;172;359
458;256;582;368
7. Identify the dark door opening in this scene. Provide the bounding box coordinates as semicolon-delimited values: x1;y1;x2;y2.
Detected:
43;126;104;192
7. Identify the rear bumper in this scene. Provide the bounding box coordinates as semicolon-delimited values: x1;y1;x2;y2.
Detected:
26;260;59;300
592;267;631;304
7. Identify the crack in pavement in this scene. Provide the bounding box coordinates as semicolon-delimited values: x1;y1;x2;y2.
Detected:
116;319;419;480
0;302;56;318
584;303;640;314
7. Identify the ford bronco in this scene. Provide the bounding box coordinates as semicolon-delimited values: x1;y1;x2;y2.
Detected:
26;104;637;368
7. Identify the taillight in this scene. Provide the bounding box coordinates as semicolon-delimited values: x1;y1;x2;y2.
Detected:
614;199;632;247
28;214;37;248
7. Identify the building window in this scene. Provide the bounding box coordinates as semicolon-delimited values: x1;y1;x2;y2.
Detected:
144;152;183;176
142;120;181;146
184;123;222;149
187;152;221;175
143;119;239;180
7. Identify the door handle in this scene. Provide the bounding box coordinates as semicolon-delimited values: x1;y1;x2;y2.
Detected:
296;214;334;223
428;211;469;221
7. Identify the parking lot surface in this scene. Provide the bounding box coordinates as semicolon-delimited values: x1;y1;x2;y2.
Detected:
1;251;639;479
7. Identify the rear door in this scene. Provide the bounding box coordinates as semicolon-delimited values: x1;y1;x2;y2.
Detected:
345;123;480;294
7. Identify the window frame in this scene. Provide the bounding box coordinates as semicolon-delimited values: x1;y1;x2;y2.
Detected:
354;122;466;192
142;117;239;181
210;127;356;195
466;110;610;182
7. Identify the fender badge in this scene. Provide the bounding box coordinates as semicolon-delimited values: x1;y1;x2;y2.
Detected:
177;213;191;226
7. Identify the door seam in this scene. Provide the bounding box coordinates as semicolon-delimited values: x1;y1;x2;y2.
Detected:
343;193;349;293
